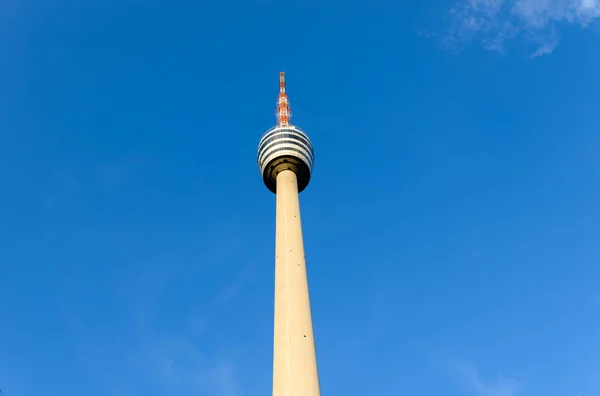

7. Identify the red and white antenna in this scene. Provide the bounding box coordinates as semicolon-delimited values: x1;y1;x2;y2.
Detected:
276;72;292;126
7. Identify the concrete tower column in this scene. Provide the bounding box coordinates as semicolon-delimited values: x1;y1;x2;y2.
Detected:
272;169;320;396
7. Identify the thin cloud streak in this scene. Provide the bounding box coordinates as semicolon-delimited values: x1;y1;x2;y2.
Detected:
447;360;520;396
153;337;240;396
445;0;600;57
61;260;250;396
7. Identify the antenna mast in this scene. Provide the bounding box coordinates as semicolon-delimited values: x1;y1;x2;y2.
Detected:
276;72;292;126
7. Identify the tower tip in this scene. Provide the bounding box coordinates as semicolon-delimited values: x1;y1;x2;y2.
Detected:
279;72;286;93
276;72;291;126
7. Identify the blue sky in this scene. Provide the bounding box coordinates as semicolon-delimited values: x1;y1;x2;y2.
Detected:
1;0;599;395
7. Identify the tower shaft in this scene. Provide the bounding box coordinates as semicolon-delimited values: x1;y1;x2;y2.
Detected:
273;169;321;396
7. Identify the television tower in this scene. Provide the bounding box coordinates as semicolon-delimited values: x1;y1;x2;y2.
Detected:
257;72;320;396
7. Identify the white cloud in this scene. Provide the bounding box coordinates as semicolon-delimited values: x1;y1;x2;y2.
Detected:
446;0;600;57
448;360;520;396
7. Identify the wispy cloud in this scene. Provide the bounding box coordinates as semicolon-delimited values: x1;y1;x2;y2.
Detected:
152;337;240;396
445;0;600;57
447;360;520;396
61;260;251;396
189;262;256;336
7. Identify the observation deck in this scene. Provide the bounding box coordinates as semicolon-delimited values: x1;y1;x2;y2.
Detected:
257;124;314;194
